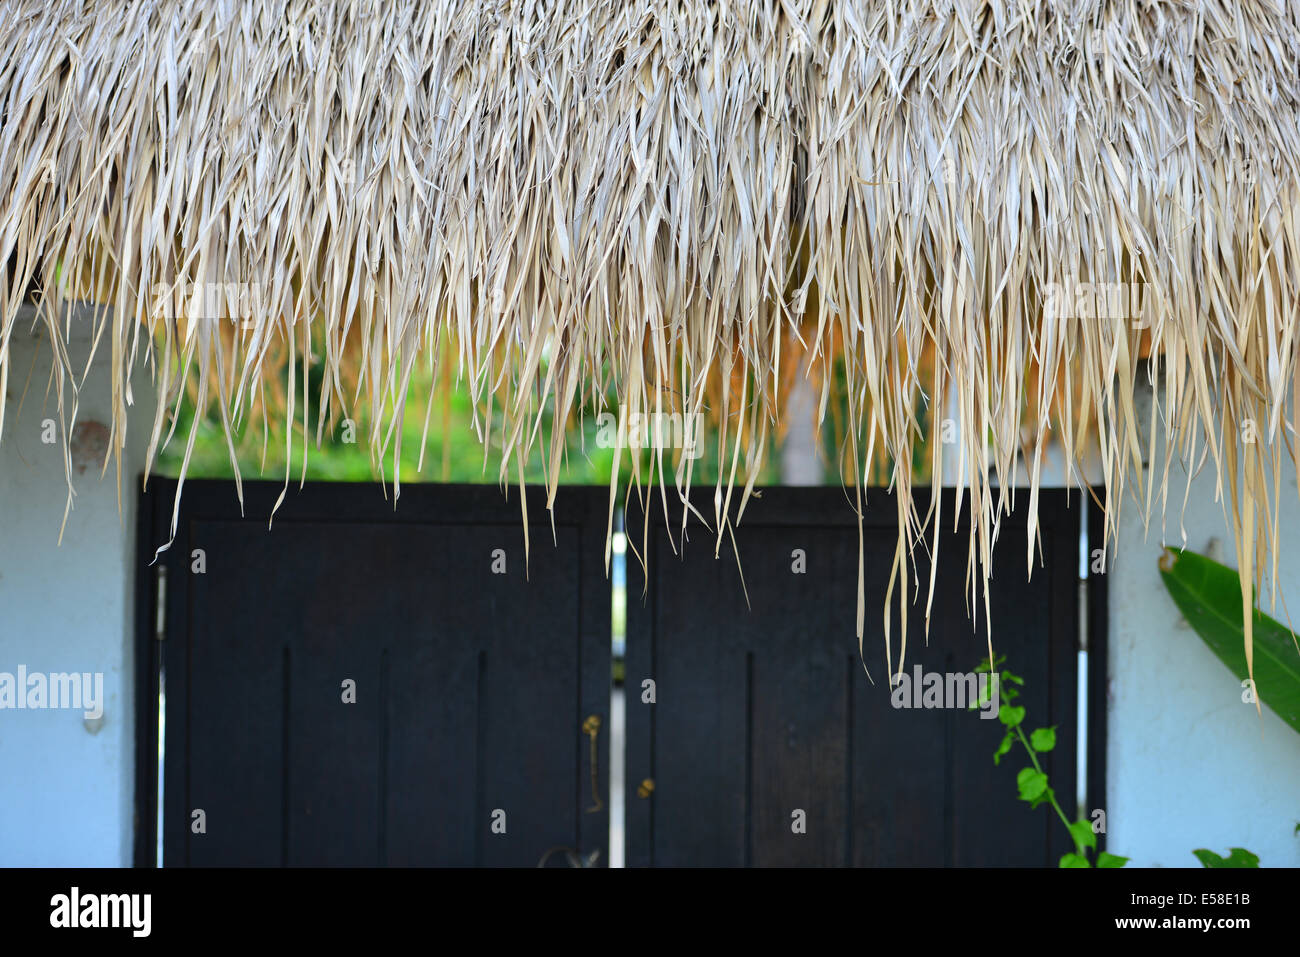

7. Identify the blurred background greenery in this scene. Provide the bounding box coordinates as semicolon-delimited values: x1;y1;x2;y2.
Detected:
155;349;791;487
152;324;948;488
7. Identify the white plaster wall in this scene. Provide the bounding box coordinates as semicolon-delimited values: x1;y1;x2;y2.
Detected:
1107;382;1300;867
0;308;155;866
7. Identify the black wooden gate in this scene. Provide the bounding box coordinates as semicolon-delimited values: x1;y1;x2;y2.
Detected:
623;488;1101;867
135;482;1103;867
135;481;611;867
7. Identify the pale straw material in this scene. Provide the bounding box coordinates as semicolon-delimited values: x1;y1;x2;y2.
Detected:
2;1;1298;678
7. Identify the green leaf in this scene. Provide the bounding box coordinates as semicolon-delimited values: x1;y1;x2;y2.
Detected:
1027;786;1053;810
1193;847;1260;868
999;705;1026;728
1097;852;1129;868
1030;726;1057;752
970;680;995;710
1159;548;1300;735
1220;847;1259;867
1059;853;1091;868
993;731;1014;765
1016;767;1048;802
1068;819;1098;852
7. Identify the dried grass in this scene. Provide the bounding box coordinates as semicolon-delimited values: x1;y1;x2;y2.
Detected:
2;0;1298;677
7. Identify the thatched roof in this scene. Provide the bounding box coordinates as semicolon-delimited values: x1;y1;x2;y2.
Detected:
3;0;1299;671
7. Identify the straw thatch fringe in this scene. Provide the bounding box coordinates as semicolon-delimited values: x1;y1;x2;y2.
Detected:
3;1;1299;677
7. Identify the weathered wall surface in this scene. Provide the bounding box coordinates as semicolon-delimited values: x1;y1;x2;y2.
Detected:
1107;380;1300;867
0;308;154;866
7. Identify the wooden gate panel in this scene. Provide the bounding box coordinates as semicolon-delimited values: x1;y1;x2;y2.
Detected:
625;489;1081;867
141;482;610;867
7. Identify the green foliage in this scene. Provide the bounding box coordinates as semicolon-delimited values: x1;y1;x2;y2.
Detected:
156;356;785;488
1158;547;1300;735
1016;768;1049;803
1067;820;1097;852
971;655;1111;867
1029;727;1056;752
1192;847;1260;868
975;654;1268;869
992;732;1014;766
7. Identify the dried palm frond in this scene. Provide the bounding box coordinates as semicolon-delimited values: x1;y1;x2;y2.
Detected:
2;0;1298;681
